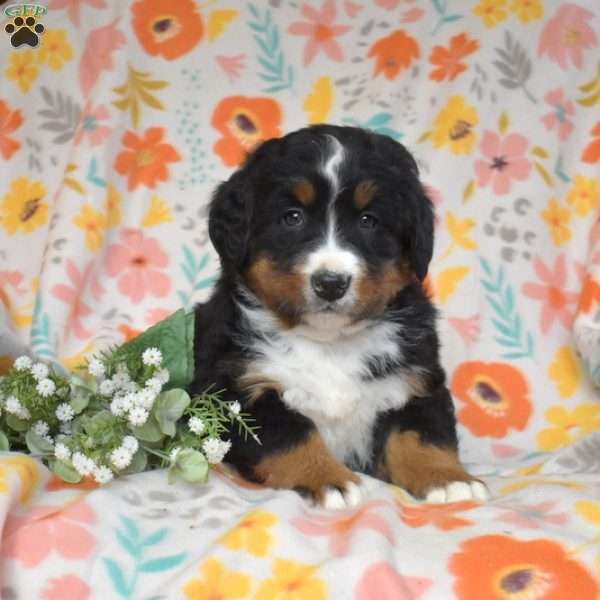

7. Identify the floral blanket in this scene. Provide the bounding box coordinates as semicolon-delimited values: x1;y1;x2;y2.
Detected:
1;0;600;598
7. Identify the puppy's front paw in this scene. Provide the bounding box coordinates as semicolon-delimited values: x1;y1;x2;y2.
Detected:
425;480;489;504
319;481;363;510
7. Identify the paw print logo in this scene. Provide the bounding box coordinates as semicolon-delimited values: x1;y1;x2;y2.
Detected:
5;15;45;48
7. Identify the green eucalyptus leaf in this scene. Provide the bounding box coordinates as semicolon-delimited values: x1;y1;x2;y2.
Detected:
154;389;190;437
115;309;195;390
175;449;209;483
0;431;10;451
131;416;163;442
6;414;29;432
82;410;116;445
25;430;54;455
122;448;148;474
50;459;82;483
70;386;91;414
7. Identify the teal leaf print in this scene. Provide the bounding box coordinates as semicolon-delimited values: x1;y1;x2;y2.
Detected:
31;293;55;359
248;3;294;93
342;113;403;140
178;245;217;308
431;0;463;35
480;258;534;360
103;517;187;599
139;554;186;573
87;157;107;187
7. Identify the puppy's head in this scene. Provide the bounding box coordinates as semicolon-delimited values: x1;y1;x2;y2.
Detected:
209;125;434;337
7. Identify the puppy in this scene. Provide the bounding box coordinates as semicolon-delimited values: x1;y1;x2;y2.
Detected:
191;125;486;509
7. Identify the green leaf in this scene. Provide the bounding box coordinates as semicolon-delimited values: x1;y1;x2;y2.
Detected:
104;558;130;597
120;515;140;540
142;528;168;547
122;448;148;474
139;553;186;573
6;414;29;432
173;449;209;483
26;430;54;455
116;529;141;560
70;385;91;414
131;417;163;443
0;430;10;451
50;459;82;483
115;308;195;391
154;389;191;437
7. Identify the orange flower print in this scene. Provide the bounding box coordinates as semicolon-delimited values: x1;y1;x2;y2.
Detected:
449;535;599;600
368;30;419;80
132;0;204;60
582;122;600;164
400;500;479;531
578;274;600;315
451;361;532;438
0;100;23;160
429;33;479;82
211;96;282;167
114;128;180;191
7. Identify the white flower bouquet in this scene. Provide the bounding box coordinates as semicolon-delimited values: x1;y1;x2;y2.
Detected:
0;309;258;485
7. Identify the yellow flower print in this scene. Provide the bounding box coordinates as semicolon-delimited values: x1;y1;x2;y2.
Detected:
567;175;600;217
220;509;277;557
1;177;48;235
38;29;74;71
549;346;582;399
105;183;123;227
537;404;600;451
510;0;544;23
304;76;334;124
256;559;326;600
541;199;572;246
0;456;40;504
183;557;251;600
473;0;509;28
447;212;478;250
431;96;478;155
5;50;40;93
72;204;107;252
143;196;173;227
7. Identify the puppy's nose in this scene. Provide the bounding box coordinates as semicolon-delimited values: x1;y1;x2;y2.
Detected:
311;270;351;301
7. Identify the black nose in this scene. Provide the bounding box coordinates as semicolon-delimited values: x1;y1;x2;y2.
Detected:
310;270;351;301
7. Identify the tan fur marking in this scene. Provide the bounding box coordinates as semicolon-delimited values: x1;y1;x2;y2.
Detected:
254;432;359;502
354;180;377;210
238;371;284;405
245;256;305;328
356;263;410;315
292;179;315;206
381;431;475;498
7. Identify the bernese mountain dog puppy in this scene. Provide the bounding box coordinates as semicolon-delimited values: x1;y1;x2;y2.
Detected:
191;124;487;509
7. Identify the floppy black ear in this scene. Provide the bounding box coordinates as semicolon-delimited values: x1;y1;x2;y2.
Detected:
411;186;435;281
208;171;252;271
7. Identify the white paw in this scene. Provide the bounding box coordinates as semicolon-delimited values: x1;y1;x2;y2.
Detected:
425;480;489;504
320;481;363;510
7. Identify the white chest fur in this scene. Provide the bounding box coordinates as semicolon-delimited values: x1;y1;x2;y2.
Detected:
239;308;412;468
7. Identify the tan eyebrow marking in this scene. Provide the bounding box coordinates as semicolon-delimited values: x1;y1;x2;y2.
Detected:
292;178;315;206
354;180;377;210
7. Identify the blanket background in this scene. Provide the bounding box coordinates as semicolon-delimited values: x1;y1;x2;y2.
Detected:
1;0;600;598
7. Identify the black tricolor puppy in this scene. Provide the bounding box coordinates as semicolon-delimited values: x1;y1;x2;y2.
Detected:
191;124;487;509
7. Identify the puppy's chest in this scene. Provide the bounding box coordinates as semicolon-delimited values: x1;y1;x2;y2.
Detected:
244;325;412;468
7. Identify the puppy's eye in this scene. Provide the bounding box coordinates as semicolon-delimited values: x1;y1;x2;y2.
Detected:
281;209;304;228
359;213;378;229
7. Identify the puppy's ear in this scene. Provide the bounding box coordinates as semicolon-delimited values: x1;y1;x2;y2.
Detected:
411;186;434;281
209;171;252;270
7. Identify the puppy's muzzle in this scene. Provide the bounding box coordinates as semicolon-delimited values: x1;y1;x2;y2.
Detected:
310;270;352;302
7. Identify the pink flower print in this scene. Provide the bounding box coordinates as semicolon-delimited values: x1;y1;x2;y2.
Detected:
215;54;246;82
105;229;171;304
42;575;90;600
541;89;575;141
449;315;480;346
288;0;351;66
145;307;173;325
496;501;569;529
1;501;96;567
375;0;403;9
521;255;579;335
474;131;531;195
74;104;111;146
292;500;394;556
51;260;104;340
48;0;107;26
538;3;598;70
355;562;432;600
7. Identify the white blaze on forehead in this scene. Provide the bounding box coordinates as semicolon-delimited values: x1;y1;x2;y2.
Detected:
321;134;345;198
